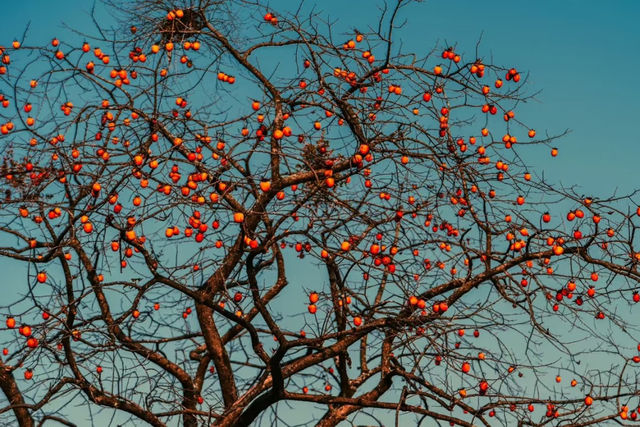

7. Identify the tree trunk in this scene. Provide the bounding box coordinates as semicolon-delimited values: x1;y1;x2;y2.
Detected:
0;365;34;427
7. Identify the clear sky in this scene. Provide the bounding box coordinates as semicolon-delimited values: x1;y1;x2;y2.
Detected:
4;0;640;196
1;0;640;425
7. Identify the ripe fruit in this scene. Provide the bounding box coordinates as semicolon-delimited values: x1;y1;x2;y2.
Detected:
461;362;471;373
259;180;271;192
233;212;245;223
309;292;319;303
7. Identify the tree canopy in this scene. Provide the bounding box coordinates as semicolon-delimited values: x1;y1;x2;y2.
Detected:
1;1;640;426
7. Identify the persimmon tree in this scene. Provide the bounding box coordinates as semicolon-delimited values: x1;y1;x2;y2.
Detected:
2;1;640;426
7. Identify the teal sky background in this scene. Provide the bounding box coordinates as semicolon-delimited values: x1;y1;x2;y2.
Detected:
1;1;640;425
4;0;640;197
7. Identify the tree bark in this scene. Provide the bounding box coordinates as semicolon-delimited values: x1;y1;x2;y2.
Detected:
0;364;34;427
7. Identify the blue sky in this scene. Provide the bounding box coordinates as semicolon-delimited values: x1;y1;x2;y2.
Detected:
4;1;639;194
2;0;640;425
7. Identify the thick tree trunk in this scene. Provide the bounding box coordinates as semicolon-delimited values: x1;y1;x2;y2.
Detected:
211;388;282;427
196;303;238;408
182;389;198;427
315;405;356;427
0;365;34;427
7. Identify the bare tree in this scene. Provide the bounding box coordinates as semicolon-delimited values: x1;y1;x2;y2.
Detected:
1;1;639;426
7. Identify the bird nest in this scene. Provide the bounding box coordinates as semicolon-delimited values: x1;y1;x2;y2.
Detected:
156;8;206;44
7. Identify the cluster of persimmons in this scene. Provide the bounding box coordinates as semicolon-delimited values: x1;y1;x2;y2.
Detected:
0;3;638;426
